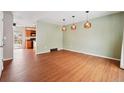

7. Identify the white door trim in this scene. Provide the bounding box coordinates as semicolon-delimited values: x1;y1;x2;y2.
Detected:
0;11;3;77
120;30;124;69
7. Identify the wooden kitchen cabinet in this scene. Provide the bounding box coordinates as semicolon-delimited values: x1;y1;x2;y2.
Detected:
25;27;36;49
25;40;33;49
26;31;31;37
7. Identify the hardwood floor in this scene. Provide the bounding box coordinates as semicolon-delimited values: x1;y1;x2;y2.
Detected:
0;49;124;82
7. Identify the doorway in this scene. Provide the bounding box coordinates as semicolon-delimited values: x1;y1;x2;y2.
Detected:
25;27;36;50
14;30;23;49
13;26;36;60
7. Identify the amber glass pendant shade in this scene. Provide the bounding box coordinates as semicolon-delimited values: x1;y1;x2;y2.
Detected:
84;11;92;29
84;21;91;29
61;18;67;31
71;16;76;31
71;24;76;31
61;25;67;31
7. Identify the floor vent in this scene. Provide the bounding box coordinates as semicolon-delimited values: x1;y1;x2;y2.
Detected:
50;48;58;52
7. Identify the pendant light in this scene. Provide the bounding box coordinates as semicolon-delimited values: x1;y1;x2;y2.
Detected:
84;11;91;29
61;19;67;31
71;16;76;31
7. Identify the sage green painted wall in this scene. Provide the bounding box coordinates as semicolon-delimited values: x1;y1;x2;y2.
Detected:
36;21;63;54
63;13;124;59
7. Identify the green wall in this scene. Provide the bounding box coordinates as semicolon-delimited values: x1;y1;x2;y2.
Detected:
36;21;63;54
36;12;124;59
63;13;124;59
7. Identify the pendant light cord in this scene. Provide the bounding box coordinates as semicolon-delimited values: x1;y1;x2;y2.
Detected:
86;11;89;21
63;19;65;26
87;12;88;21
72;16;75;24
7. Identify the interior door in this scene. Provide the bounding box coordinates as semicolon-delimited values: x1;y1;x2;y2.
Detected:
0;11;3;77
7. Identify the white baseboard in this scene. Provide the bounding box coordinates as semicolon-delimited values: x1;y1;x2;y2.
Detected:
64;48;120;61
3;58;13;62
36;51;50;55
58;48;64;50
36;48;63;55
120;65;124;69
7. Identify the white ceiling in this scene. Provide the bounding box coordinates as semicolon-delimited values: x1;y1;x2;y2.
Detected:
13;11;120;26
